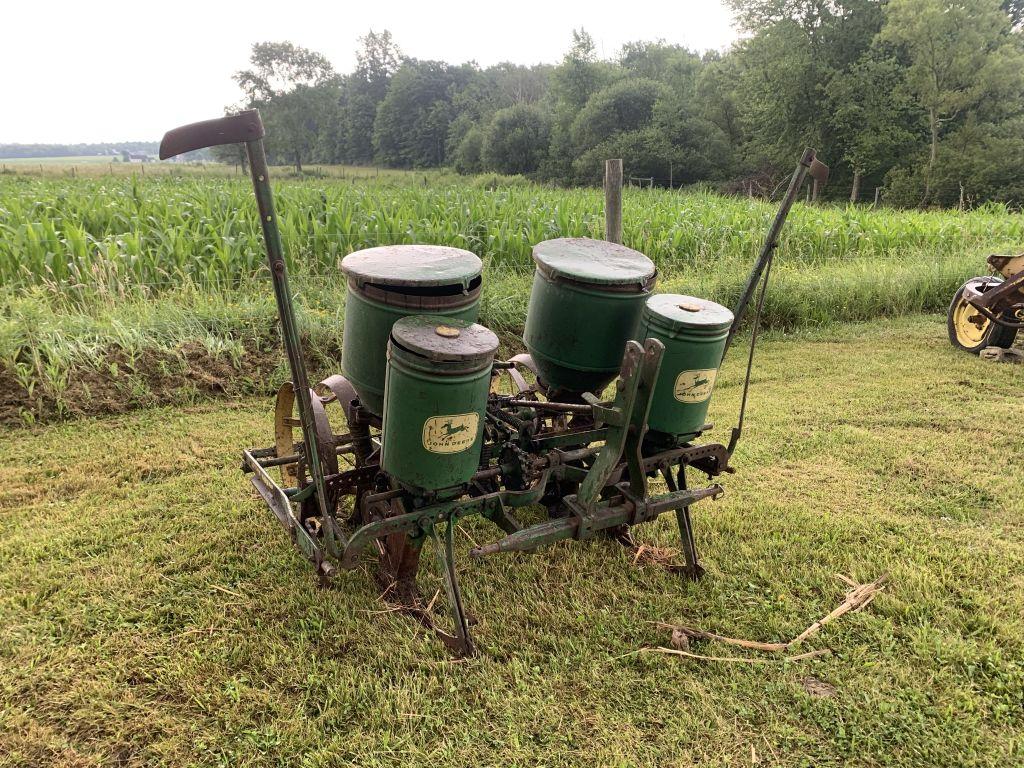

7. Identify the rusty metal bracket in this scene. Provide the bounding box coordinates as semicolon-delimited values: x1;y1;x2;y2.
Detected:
577;339;663;509
964;273;1024;329
243;448;335;584
427;520;475;656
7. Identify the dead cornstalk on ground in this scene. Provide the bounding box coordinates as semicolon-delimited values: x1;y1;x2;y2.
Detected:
642;573;889;664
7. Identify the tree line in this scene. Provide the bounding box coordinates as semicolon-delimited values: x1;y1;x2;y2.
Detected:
0;142;158;159
215;0;1024;208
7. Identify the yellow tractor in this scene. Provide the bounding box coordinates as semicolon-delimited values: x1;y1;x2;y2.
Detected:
948;254;1024;354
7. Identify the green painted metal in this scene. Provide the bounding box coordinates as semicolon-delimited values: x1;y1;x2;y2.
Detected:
639;294;733;440
469;484;722;556
242;136;337;556
577;339;663;509
381;316;497;492
523;238;656;394
341;245;482;415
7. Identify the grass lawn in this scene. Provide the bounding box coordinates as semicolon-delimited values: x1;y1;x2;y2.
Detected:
1;314;1022;766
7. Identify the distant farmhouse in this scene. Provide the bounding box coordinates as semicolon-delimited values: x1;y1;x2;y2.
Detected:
119;150;153;163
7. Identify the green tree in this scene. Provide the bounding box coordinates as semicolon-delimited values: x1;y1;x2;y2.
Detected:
619;41;702;83
694;56;744;167
654;94;732;184
825;51;919;200
550;29;606;111
234;41;335;101
572;127;673;184
1003;0;1024;29
345;30;402;163
372;60;472;167
727;0;884;190
545;29;617;180
444;63;552;160
488;62;551;106
570;78;666;153
232;41;337;172
881;0;1019;204
481;105;551;175
262;83;340;173
452;127;485;174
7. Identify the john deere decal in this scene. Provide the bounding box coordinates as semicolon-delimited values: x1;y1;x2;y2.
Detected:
673;369;717;403
422;413;480;454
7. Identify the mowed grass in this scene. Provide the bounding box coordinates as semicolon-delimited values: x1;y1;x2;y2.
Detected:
1;314;1022;766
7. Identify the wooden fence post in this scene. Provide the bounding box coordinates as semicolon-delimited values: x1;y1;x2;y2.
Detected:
604;158;623;244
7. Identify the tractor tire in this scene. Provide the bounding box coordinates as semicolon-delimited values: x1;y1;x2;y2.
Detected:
947;278;1018;354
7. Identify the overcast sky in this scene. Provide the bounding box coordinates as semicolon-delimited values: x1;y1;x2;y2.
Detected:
1;0;737;144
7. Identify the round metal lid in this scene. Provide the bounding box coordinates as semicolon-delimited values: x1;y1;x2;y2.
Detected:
391;315;499;363
532;237;656;287
643;294;734;332
342;245;481;288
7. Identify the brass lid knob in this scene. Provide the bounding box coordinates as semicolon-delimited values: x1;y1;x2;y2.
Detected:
434;325;461;338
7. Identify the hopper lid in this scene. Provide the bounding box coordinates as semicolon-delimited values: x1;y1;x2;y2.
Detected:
342;245;481;288
644;294;734;332
532;237;655;288
391;315;499;364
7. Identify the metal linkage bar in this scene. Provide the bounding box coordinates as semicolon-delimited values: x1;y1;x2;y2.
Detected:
577;339;664;508
243;449;335;584
244;139;338;550
470;484;723;557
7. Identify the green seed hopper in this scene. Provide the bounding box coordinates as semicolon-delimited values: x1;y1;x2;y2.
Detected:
640;294;734;442
341;244;482;416
159;110;828;655
523;237;656;395
382;316;498;493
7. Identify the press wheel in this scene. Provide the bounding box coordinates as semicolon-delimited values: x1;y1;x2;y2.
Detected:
948;279;1018;354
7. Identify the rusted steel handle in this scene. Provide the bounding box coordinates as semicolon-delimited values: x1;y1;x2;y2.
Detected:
159;110;265;159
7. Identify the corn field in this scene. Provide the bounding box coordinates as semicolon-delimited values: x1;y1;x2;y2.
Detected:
2;175;1022;300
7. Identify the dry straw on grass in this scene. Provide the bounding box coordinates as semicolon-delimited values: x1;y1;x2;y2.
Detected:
633;573;889;664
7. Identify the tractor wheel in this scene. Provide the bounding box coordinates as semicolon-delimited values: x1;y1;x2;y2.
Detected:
947;279;1018;354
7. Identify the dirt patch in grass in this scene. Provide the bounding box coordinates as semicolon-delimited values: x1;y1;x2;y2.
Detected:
0;367;30;425
0;329;513;427
0;340;290;426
